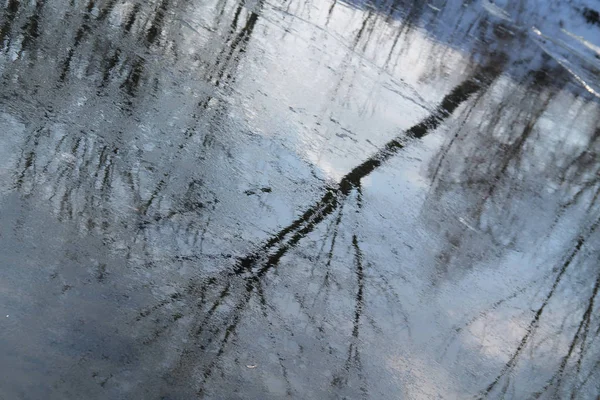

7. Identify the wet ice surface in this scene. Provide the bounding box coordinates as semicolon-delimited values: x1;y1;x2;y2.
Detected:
1;0;599;398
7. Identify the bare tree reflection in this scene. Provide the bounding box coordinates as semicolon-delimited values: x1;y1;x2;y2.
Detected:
426;45;600;399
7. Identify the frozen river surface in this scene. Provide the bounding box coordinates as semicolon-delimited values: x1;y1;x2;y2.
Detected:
1;0;600;398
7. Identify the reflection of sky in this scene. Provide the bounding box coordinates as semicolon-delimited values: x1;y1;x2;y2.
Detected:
234;1;471;180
